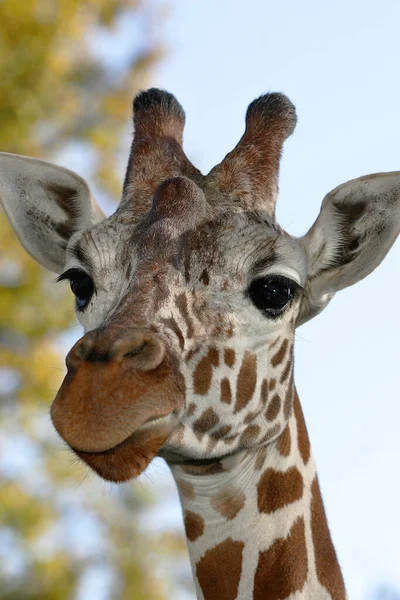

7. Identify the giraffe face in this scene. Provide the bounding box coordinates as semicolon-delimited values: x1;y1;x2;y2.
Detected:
52;196;306;481
1;89;398;484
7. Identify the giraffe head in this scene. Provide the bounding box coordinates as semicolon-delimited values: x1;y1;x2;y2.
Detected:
1;89;399;482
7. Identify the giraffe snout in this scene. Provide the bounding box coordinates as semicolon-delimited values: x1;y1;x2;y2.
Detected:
65;328;165;373
50;327;183;473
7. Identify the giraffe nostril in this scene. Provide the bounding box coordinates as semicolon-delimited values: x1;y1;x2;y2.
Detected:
123;341;148;359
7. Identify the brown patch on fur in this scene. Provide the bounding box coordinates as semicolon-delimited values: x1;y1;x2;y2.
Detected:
271;338;288;368
244;409;261;424
211;425;232;440
255;446;268;470
234;351;257;412
311;478;346;599
193;348;219;395
184;510;205;542
259;423;280;444
182;461;224;476
280;348;293;384
224;348;236;368
187;402;197;417
210;486;246;520
220;378;232;404
269;378;276;391
253;518;308;599
293;390;311;464
283;381;293;420
176;479;195;500
260;378;268;405
257;466;303;514
196;538;244;600
240;424;261;447
276;425;291;457
265;394;281;421
193;408;219;439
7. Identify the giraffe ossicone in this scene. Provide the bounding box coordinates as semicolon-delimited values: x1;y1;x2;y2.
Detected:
1;88;399;599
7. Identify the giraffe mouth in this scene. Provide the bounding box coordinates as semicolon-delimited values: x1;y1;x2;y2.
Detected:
72;412;179;482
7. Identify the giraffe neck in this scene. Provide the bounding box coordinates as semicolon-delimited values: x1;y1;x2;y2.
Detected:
170;392;346;600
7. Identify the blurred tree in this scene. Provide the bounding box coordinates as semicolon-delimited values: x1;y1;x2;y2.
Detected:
0;1;187;599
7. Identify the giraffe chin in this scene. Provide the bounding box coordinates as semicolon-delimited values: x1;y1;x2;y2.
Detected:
73;423;174;483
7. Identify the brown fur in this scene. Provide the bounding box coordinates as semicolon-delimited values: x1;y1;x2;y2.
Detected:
276;425;291;457
253;518;308;599
220;378;232;404
193;408;220;439
265;394;281;421
271;338;289;368
294;390;311;464
210;486;246;520
196;538;244;600
257;467;303;514
234;351;257;413
193;348;219;395
224;348;236;368
184;510;205;542
311;478;346;599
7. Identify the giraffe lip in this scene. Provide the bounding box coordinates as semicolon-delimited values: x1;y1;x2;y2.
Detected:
72;412;177;483
69;410;177;455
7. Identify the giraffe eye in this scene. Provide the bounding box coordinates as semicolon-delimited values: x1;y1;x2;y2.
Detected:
248;275;299;316
57;269;95;311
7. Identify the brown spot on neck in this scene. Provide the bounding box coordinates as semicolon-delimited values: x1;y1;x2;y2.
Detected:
271;338;288;368
184;510;205;542
196;538;244;600
210;486;246;520
234;351;257;413
293;389;311;464
260;378;268;405
240;424;261;447
276;424;291;457
280;346;293;384
311;477;346;599
265;393;281;421
182;460;225;476
257;466;303;514
253;517;308;599
283;379;294;420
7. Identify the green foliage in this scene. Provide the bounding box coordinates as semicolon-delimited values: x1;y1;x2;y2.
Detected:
0;2;186;598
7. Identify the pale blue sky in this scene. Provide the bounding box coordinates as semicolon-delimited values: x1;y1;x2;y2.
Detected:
141;1;399;597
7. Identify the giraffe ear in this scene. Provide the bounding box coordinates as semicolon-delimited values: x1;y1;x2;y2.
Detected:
297;172;400;326
0;153;105;273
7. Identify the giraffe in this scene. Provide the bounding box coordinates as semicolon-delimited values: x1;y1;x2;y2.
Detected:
0;89;399;599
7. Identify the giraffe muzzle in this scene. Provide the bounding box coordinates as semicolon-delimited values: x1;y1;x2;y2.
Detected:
50;327;183;480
